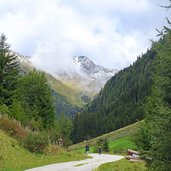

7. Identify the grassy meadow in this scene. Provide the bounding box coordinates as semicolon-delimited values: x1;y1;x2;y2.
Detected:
94;159;147;171
69;121;141;151
0;121;147;171
0;129;86;171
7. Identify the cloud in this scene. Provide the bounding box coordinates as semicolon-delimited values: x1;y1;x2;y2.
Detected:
70;0;151;13
0;0;168;73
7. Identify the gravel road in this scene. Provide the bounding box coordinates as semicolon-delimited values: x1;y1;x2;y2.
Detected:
25;153;124;171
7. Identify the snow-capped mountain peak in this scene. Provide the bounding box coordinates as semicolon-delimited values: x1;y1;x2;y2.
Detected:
55;56;117;93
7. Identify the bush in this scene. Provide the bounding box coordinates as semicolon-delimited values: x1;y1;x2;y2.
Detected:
94;138;110;153
44;144;65;154
0;104;10;115
23;132;48;153
0;115;28;140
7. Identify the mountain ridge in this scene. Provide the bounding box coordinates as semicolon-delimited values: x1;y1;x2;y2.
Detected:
73;48;157;142
54;56;117;94
14;52;89;116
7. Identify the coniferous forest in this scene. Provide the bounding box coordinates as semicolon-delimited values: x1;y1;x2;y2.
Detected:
73;47;156;143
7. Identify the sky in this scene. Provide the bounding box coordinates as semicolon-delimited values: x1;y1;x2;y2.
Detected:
0;0;170;73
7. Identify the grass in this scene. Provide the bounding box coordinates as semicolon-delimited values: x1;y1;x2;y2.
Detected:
0;129;87;171
69;121;141;151
71;134;137;155
46;73;89;107
93;159;147;171
70;123;146;171
0;119;143;171
108;135;137;154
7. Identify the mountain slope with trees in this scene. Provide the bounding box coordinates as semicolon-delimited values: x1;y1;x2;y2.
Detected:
73;45;157;143
17;53;90;117
0;33;74;149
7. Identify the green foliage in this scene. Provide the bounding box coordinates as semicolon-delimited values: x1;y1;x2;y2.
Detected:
95;159;147;171
56;114;73;146
52;90;80;117
109;135;137;154
9;100;26;122
0;104;10;115
69;122;140;151
136;25;171;171
15;70;55;129
73;47;156;142
94;138;109;153
0;129;87;171
0;33;20;106
23;132;48;153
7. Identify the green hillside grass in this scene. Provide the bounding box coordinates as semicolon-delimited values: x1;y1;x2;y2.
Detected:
0;129;86;171
94;159;147;171
108;135;137;154
69;121;141;151
46;73;88;107
70;122;147;171
72;135;137;155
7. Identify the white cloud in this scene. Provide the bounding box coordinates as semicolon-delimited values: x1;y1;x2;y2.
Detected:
73;0;151;13
0;0;168;73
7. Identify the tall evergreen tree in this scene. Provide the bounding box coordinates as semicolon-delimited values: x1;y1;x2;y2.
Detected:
136;24;171;171
0;33;20;106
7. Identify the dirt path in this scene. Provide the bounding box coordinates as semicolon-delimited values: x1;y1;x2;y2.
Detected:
25;153;124;171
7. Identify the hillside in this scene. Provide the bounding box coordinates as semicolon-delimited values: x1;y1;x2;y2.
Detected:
16;52;91;116
73;48;157;142
0;128;86;171
69;121;140;151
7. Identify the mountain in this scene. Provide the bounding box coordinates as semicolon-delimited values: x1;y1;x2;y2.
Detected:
54;56;117;94
15;52;117;116
73;48;157;143
14;52;91;116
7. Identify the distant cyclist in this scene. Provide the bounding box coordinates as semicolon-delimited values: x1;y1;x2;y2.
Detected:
85;144;89;155
98;145;102;155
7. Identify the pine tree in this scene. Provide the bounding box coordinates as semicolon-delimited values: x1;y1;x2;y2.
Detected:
136;25;171;171
0;33;20;106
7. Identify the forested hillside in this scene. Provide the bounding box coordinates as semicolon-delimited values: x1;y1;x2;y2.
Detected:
73;46;157;142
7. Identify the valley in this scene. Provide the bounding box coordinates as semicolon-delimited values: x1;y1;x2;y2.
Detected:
0;2;171;170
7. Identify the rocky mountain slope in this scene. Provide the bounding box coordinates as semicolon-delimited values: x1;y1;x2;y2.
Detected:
55;56;117;94
14;52;89;116
15;52;116;116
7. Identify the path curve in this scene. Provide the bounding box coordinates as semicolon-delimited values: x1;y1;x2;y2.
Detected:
25;153;124;171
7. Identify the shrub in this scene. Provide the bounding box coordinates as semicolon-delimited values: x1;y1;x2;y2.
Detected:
44;144;65;155
0;104;10;115
0;115;29;140
94;138;110;153
23;132;48;153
